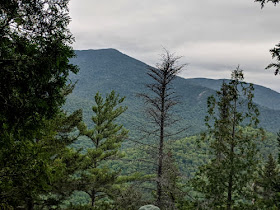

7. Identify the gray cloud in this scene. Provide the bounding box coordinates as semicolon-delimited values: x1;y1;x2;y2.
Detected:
69;0;280;92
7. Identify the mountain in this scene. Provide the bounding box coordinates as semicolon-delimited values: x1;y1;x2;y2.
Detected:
187;78;280;111
65;49;280;142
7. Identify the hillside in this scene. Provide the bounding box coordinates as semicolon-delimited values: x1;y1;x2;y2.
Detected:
65;49;280;142
187;78;280;111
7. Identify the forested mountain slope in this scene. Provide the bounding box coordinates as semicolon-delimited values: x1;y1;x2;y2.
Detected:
187;78;280;111
65;49;280;140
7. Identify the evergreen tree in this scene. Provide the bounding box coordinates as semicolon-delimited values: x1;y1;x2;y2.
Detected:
36;110;84;208
265;43;280;76
255;154;280;208
78;91;128;207
0;1;78;208
192;67;262;209
254;0;280;76
0;0;78;134
0;110;83;209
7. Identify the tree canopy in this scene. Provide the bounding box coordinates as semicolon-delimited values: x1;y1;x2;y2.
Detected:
0;0;78;134
193;68;263;209
0;1;80;209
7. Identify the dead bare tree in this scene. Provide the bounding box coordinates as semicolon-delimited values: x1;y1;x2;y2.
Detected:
138;49;186;209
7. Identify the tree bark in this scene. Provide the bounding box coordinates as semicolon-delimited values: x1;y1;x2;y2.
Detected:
26;197;34;210
157;81;166;208
227;93;237;210
91;189;96;207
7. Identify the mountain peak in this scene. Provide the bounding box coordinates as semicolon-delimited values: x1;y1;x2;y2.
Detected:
86;48;120;53
73;48;148;69
75;48;123;56
67;49;280;134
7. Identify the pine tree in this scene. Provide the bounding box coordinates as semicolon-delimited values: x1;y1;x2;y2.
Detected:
78;91;128;207
193;67;262;209
37;110;84;208
0;110;83;209
255;154;280;208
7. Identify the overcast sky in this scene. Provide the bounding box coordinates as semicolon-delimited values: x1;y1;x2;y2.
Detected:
69;0;280;92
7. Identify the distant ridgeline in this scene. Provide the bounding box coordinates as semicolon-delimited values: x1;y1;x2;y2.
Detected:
65;49;280;145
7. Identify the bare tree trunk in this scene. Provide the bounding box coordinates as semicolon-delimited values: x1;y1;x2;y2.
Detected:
157;79;166;207
139;50;185;209
156;136;163;207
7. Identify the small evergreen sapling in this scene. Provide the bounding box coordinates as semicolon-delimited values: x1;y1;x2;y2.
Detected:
255;154;280;208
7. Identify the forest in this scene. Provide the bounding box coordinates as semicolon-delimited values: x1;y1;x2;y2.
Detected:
1;0;280;210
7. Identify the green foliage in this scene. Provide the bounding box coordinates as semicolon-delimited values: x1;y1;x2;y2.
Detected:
254;0;280;76
266;43;280;76
192;68;263;209
0;110;83;209
77;91;128;207
0;1;78;208
37;111;84;208
187;78;280;111
255;154;280;208
66;49;280;145
0;0;78;134
112;185;146;210
65;127;280;208
0;131;50;208
160;151;184;210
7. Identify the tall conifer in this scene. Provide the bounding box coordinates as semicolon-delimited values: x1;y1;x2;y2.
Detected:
193;67;262;209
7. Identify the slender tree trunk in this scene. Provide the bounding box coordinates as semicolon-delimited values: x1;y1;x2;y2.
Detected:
227;145;234;210
157;82;166;208
227;95;237;210
91;189;96;207
26;197;34;210
157;150;163;207
141;52;184;209
156;112;164;206
170;192;176;210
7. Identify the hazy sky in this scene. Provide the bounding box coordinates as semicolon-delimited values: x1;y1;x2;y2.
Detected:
69;0;280;92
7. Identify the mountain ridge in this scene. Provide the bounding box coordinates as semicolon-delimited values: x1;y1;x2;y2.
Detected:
65;49;280;138
186;78;280;110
